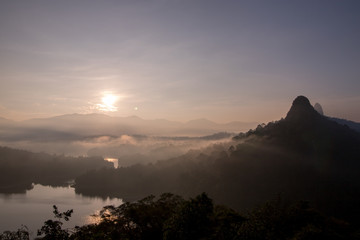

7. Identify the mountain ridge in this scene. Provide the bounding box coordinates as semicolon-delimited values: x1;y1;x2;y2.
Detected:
0;113;258;139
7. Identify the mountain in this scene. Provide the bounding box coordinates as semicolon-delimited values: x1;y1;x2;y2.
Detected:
75;96;360;224
184;118;219;128
244;95;360;156
311;101;360;133
244;96;353;137
313;102;324;115
180;118;257;136
330;117;360;133
285;95;321;121
0;117;16;137
0;114;257;142
0;117;14;125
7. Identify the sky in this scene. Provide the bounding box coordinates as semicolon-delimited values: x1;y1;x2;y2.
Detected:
0;0;359;123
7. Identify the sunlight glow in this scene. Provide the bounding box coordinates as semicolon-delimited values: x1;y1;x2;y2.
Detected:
96;93;119;112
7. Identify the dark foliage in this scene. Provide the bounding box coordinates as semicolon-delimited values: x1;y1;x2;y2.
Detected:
3;193;360;240
0;226;29;240
36;205;74;240
0;146;112;193
70;192;242;240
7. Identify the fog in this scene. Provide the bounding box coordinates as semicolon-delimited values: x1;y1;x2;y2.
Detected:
0;114;253;166
0;133;234;167
0;114;256;139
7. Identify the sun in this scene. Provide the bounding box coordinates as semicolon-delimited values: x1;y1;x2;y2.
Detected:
96;93;119;112
102;94;117;107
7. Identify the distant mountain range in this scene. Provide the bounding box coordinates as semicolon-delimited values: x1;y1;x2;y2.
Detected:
1;107;359;143
0;114;258;142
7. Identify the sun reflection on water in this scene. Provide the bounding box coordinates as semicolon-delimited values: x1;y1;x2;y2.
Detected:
105;158;118;168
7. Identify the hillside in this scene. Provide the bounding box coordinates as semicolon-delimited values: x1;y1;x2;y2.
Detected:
75;96;360;223
0;146;112;193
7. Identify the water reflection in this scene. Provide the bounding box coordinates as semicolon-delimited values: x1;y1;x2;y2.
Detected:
0;184;123;237
105;158;119;168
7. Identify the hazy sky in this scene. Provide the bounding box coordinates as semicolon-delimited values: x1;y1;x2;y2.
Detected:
0;0;359;123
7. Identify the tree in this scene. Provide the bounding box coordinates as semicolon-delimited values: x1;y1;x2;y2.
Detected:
37;205;73;240
72;193;185;240
163;193;214;240
0;226;29;240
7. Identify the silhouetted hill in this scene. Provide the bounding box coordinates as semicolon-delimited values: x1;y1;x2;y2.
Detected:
300;100;360;133
285;95;321;121
0;146;112;193
232;96;360;217
239;96;360;164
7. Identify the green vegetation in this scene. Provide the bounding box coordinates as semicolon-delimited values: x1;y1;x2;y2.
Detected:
2;193;359;240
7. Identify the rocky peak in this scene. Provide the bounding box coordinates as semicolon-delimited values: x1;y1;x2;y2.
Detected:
314;103;324;115
285;96;321;122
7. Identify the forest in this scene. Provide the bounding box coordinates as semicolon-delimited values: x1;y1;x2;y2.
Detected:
0;147;112;193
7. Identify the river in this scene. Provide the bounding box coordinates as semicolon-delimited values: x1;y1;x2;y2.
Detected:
0;184;123;238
